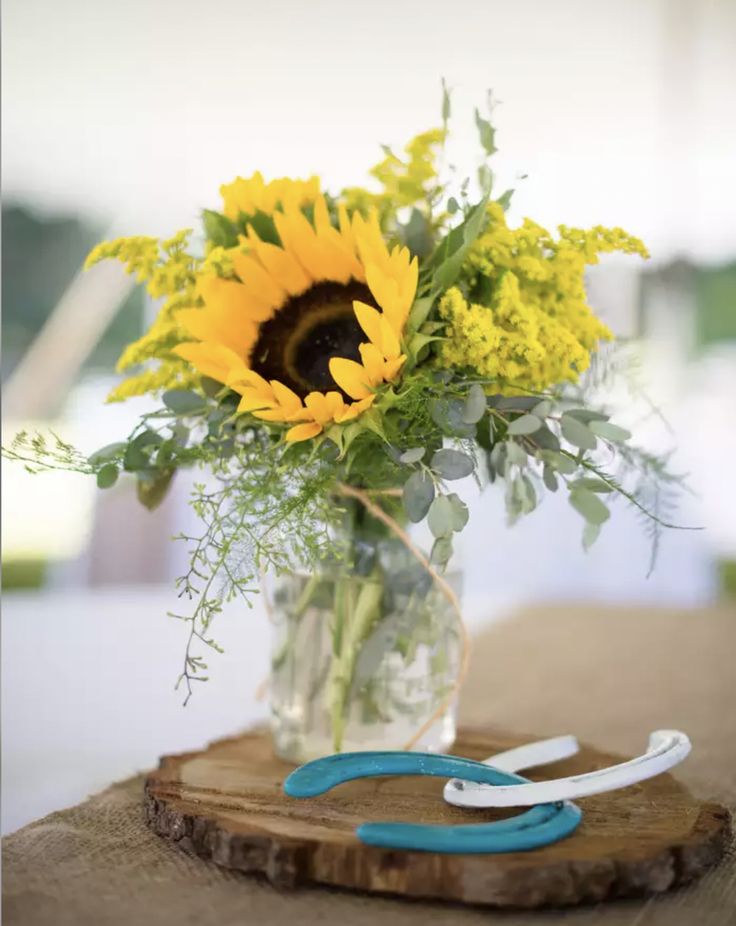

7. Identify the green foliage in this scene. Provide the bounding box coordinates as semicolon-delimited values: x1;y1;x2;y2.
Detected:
403;471;434;522
1;90;694;705
427;195;489;292
202;209;238;248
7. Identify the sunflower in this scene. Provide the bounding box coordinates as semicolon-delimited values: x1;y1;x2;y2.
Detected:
173;178;418;442
219;172;321;222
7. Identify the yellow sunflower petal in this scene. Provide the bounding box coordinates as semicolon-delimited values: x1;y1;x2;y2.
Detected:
365;264;401;323
172;342;244;385
246;227;312;296
252;406;311;423
353;210;391;275
274;209;332;281
312;196;333;236
323;390;346;419
285;421;323;442
270;380;304;415
338;203;358;253
334;394;376;422
328;357;373;400
353;300;383;346
304;391;334;425
383;354;407;380
231;252;288;309
359;343;385;386
237;388;275;413
176;308;224;344
197;275;274;324
220;173;321;221
227;367;271;393
177;307;257;358
378;316;401;359
220;172;262;219
313;197;363;282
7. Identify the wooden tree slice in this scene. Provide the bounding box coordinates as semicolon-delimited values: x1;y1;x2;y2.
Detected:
144;727;730;909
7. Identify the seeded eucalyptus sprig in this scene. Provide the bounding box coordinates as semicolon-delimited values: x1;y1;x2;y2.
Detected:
383;371;695;571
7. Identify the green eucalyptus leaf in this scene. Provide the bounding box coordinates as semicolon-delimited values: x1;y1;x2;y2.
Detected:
533;399;553;418
569;488;611;525
163;389;208;416
462;384;487;424
403;471;435;522
543;465;559;492
490;441;507;473
123;442;150;472
428;495;454;538
561;414;598;451
136;470;175;511
564;408;609;424
155;439;177;467
132;429;163;449
505;441;528;466
494;395;539;412
429;398;475;437
431;448;474;480
400;447;426;464
541;450;577;474
88;442;126;466
96;463;119;489
171;423;190;446
507;414;542;436
430;536;453;566
521;475;537;512
447;493;470;531
200;376;224;398
474;107;498;156
589;420;632;442
530;424;561;452
447;196;460;214
570;477;614;493
582;521;602;551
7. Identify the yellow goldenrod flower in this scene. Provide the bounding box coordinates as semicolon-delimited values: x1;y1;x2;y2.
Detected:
173;194;418;442
439;204;649;392
342;128;446;221
85;233;200;401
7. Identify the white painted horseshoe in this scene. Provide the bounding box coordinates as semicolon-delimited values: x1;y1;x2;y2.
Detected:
444;730;691;809
471;735;581;774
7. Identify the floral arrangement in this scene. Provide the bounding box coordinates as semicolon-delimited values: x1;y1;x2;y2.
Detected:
8;88;687;751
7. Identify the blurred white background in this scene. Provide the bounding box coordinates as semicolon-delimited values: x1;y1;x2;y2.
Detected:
3;0;735;833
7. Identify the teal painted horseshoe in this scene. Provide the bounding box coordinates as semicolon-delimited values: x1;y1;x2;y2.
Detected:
284;751;582;854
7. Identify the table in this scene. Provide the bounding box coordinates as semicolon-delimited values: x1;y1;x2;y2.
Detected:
3;602;735;925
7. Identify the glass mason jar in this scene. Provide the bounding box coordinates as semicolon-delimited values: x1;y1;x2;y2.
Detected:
268;497;463;763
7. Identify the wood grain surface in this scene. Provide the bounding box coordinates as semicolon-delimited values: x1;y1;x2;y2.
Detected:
144;726;730;909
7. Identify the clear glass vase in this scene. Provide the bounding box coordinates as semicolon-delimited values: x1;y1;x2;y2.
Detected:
268;505;462;763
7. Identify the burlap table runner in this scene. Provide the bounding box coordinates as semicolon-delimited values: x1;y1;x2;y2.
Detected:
3;603;735;925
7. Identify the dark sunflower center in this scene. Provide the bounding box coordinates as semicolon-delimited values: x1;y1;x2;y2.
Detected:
250;280;375;398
